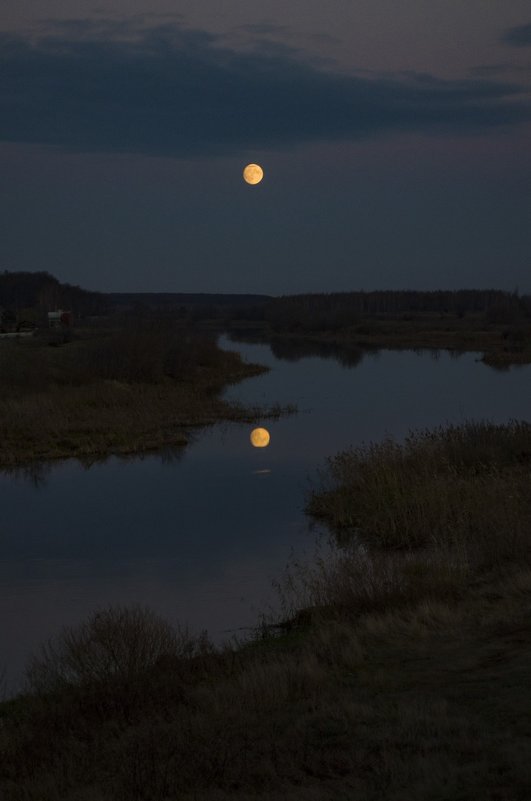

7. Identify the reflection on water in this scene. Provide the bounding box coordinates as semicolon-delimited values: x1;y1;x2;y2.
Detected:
2;445;187;491
229;329;367;368
230;329;482;370
250;427;270;448
1;462;54;489
269;338;366;368
0;335;530;691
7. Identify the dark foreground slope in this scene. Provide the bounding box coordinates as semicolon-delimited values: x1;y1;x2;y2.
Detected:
1;421;531;800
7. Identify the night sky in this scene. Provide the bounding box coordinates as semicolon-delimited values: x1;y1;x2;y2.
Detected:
1;1;530;294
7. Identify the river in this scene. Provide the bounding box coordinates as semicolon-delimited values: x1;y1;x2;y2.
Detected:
1;335;529;691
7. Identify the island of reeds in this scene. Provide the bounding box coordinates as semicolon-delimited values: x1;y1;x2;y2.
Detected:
0;322;278;467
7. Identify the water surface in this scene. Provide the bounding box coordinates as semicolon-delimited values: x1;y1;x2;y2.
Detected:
1;337;529;690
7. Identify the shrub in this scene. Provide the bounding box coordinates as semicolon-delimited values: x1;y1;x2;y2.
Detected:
25;606;207;694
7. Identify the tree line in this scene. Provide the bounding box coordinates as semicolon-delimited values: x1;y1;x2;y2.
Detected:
265;290;531;332
2;272;530;331
0;271;108;318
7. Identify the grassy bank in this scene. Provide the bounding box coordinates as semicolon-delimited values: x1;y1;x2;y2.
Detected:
228;312;531;367
337;314;531;367
307;420;531;553
2;421;531;799
3;581;531;801
0;324;279;467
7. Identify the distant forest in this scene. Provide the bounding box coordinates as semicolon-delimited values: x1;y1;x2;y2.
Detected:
108;291;271;322
1;271;529;329
0;271;107;318
265;290;531;332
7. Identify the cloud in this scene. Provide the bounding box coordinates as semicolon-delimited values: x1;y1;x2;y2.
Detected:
470;63;531;78
235;23;291;37
0;21;530;158
502;22;531;47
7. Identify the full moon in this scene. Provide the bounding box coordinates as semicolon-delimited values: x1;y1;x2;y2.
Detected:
243;163;264;185
250;427;270;448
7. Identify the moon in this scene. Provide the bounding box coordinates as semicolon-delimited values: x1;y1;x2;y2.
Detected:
243;163;264;185
250;427;270;448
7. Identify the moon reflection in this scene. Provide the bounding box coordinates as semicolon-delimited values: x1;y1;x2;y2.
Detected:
250;427;270;448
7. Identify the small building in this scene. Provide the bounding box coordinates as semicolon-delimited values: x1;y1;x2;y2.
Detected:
48;310;72;328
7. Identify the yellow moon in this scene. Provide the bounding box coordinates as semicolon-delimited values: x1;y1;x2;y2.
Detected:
250;427;270;448
243;163;264;185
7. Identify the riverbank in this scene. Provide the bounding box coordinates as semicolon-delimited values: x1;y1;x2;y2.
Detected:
0;325;281;468
1;420;531;799
227;312;531;367
2;576;531;801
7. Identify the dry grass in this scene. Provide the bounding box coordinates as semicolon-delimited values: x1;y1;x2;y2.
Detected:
3;577;531;800
275;541;470;629
291;420;531;636
307;420;531;559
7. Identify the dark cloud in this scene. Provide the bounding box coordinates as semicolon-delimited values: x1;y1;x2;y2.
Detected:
501;22;531;46
1;21;530;158
470;63;531;78
34;14;185;39
235;23;291;37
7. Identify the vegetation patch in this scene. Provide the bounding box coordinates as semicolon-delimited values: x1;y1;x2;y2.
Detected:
0;322;284;467
307;420;531;555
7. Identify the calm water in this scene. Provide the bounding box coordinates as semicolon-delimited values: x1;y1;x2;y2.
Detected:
1;336;530;690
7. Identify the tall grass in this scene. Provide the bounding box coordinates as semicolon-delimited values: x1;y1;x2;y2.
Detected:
281;421;531;632
0;325;249;394
308;421;531;560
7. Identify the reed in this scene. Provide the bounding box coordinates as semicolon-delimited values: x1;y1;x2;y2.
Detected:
307;420;531;559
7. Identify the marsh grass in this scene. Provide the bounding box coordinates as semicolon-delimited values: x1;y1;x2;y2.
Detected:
307;421;531;558
0;325;277;466
289;421;531;634
275;540;470;628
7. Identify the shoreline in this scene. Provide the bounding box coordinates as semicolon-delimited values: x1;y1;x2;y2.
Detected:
226;317;531;367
